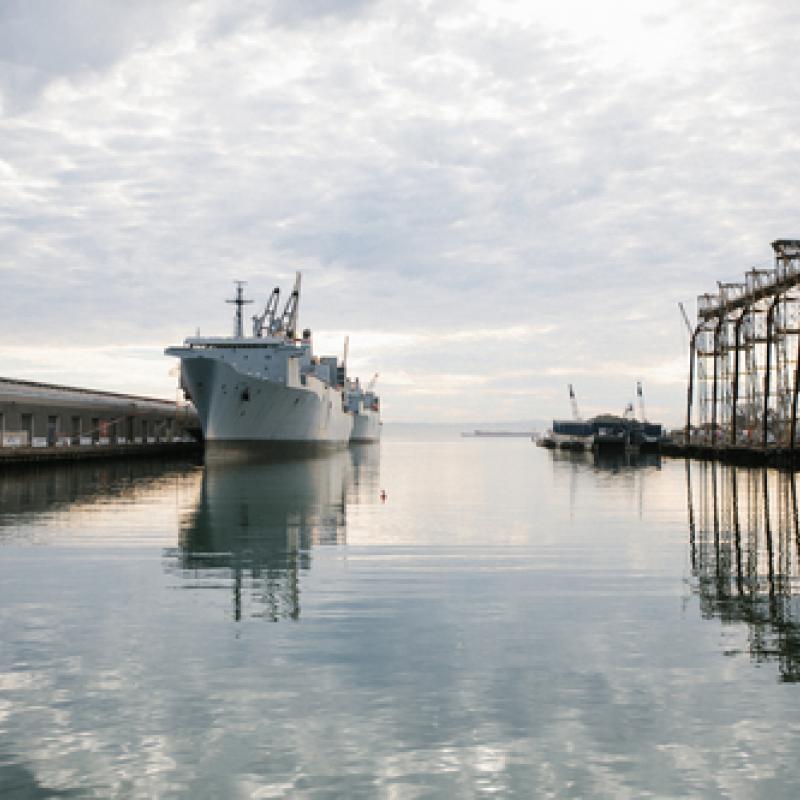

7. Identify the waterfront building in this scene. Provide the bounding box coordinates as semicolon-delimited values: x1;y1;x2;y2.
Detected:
0;376;197;448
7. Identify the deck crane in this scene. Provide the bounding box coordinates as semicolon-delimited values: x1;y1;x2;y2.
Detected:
275;272;302;339
366;373;379;392
568;384;580;420
252;286;281;337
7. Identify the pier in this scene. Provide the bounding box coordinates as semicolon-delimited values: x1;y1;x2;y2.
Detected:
669;239;800;467
0;376;200;466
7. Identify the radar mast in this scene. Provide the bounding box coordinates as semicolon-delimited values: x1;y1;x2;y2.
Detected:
226;281;253;338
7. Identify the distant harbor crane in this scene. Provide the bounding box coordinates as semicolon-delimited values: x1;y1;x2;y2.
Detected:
568;384;581;420
637;381;647;422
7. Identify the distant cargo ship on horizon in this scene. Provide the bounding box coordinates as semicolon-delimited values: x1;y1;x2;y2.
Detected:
461;430;536;438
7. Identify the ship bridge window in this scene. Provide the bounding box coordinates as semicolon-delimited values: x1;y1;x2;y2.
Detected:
241;388;250;402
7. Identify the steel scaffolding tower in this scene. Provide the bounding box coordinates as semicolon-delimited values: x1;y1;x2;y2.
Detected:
686;240;800;449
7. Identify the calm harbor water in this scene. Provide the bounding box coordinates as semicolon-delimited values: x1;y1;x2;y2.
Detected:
2;427;800;798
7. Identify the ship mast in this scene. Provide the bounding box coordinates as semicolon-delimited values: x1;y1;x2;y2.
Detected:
227;280;253;338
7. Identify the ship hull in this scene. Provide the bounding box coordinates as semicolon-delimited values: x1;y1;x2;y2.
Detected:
180;355;352;446
351;410;381;443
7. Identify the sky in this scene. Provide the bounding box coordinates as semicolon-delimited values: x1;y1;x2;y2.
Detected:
1;0;798;425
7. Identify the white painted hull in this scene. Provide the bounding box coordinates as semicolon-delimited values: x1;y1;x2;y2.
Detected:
351;409;381;443
180;355;352;445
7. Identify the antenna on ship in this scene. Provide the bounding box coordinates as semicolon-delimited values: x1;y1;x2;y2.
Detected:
227;280;253;338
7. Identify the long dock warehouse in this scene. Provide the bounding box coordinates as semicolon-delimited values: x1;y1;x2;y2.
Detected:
0;376;199;461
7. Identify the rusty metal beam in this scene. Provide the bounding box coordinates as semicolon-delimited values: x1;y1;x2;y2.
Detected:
699;274;800;321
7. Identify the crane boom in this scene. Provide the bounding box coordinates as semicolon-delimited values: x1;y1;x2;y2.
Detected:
252;286;280;337
637;381;646;422
678;301;693;336
276;272;302;339
366;373;379;392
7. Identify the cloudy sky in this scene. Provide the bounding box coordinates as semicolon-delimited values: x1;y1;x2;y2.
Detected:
1;0;797;424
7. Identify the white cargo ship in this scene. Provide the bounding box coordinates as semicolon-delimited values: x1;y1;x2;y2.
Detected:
345;373;381;443
166;275;355;449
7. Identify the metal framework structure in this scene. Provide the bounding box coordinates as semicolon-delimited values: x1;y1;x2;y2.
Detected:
686;240;800;448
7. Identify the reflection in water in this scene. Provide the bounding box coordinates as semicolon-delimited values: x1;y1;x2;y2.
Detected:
166;446;380;622
688;462;800;681
0;458;202;531
0;758;82;798
552;448;662;519
347;443;381;504
551;448;661;471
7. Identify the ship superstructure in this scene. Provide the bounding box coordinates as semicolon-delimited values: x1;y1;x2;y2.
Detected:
165;275;354;448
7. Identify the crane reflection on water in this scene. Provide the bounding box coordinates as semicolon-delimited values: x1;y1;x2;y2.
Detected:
687;460;800;681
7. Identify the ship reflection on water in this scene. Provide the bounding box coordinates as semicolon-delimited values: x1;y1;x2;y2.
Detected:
687;461;800;681
165;444;380;622
551;447;662;471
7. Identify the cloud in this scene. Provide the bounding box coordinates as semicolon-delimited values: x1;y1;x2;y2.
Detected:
269;0;380;27
0;0;191;112
1;0;799;423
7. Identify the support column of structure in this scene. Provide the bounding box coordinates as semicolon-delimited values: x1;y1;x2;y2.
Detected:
686;327;699;445
731;313;746;446
763;297;780;449
712;319;721;447
791;331;800;451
